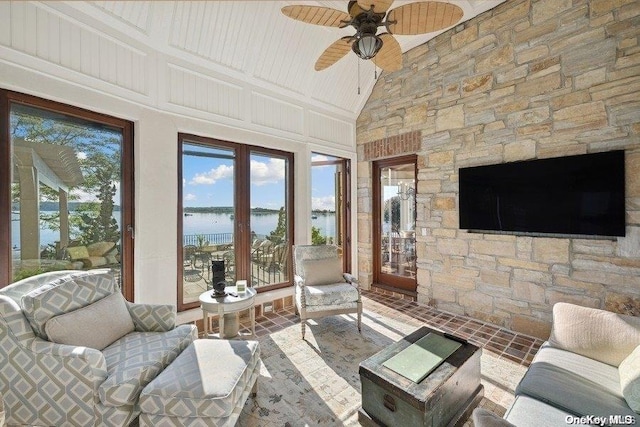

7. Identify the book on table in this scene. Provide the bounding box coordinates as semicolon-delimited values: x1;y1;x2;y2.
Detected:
382;333;462;383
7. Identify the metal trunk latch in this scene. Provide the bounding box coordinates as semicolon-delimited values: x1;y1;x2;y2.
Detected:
383;394;396;412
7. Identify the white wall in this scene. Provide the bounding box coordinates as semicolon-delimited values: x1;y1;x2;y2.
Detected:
0;36;357;316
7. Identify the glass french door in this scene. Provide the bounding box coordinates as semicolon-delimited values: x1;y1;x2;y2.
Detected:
179;141;237;306
1;90;134;299
178;134;293;310
311;153;351;271
248;150;291;289
373;156;417;293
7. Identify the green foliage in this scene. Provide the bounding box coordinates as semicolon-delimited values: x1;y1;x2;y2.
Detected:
383;196;401;232
196;234;208;248
77;167;119;244
311;226;327;245
13;267;48;282
11;108;122;245
268;207;287;244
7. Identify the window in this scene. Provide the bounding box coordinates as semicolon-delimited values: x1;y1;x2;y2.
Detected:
0;91;134;299
178;134;293;311
311;153;351;271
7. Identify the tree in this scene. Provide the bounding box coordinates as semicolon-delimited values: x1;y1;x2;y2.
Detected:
10;109;122;244
311;226;327;245
383;196;401;232
77;167;119;244
268;206;287;244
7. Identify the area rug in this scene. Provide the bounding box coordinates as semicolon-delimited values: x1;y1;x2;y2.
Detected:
237;306;527;426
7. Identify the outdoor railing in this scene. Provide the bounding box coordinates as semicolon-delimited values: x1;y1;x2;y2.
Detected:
183;233;233;246
183;232;268;247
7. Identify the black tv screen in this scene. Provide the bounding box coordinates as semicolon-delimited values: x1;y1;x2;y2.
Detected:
459;151;625;237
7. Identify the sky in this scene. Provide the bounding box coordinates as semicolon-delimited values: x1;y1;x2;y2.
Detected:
181;148;338;211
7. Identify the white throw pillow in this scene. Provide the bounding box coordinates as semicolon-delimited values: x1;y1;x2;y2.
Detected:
302;258;344;286
549;302;640;366
45;292;135;350
620;345;640;412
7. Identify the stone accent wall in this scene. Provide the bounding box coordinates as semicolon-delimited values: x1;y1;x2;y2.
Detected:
356;0;640;338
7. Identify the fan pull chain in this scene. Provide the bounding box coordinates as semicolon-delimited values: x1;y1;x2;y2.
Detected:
357;58;361;95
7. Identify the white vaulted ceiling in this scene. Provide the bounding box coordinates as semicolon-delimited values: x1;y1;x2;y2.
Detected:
1;1;504;146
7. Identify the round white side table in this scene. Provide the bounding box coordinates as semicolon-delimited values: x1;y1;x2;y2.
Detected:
199;286;256;339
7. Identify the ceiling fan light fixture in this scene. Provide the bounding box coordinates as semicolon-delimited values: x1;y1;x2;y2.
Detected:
353;34;383;60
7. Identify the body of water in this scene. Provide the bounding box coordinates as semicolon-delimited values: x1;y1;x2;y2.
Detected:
184;212;336;239
12;211;337;251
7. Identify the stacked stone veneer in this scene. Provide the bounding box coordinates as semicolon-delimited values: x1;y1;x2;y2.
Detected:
356;0;640;338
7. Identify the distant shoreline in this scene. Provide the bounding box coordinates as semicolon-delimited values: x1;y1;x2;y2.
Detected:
12;205;336;215
183;207;336;215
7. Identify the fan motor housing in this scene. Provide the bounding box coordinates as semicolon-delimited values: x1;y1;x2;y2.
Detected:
351;9;385;36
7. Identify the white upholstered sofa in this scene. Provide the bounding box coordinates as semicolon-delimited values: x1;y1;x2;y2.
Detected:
0;269;197;426
473;302;640;426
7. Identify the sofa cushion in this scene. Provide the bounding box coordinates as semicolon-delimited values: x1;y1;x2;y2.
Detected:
620;345;640;412
45;292;135;350
549;302;640;366
99;325;195;406
533;343;623;398
515;360;637;422
138;339;261;418
504;395;589;427
87;241;116;257
82;256;109;268
21;270;118;339
302;258;344;286
67;245;90;260
297;283;358;307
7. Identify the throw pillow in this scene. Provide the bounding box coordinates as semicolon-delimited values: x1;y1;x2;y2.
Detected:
45;292;135;350
619;345;640;412
87;241;116;257
549;302;640;366
66;245;90;260
302;258;344;286
21;270;118;340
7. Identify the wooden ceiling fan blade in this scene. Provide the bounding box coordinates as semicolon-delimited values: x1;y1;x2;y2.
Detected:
281;5;351;27
357;0;394;14
371;33;402;72
315;37;353;71
387;1;463;35
348;1;365;17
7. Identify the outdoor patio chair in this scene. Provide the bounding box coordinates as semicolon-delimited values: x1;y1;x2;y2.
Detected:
293;245;362;339
183;245;197;268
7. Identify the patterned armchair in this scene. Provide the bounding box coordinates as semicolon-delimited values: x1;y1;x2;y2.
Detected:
0;269;197;426
293;245;362;339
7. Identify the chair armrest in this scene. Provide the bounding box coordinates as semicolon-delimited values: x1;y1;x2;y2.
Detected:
30;338;108;383
294;275;305;288
343;273;358;285
126;302;176;332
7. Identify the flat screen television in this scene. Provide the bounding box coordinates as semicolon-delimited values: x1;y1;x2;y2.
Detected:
458;151;625;238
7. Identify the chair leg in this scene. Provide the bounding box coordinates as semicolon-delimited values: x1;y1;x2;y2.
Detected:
357;302;362;333
301;321;306;340
251;379;258;397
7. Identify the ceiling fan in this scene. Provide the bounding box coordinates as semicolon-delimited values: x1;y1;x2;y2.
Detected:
281;0;464;72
